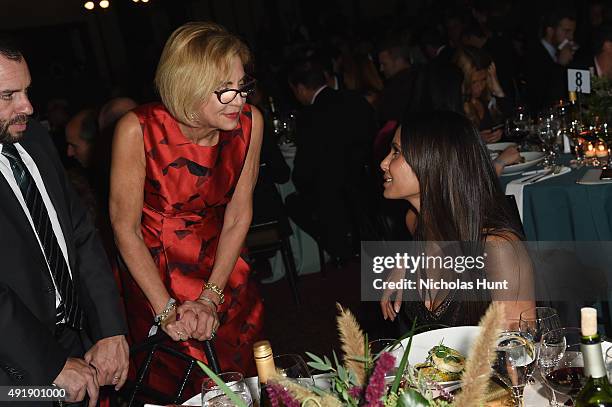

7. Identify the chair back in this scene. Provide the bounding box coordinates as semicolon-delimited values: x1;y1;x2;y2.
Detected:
124;331;220;406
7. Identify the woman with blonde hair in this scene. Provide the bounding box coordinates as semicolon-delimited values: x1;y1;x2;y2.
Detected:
110;21;263;394
454;46;512;144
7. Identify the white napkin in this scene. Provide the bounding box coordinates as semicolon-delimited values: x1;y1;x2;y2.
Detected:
505;166;571;221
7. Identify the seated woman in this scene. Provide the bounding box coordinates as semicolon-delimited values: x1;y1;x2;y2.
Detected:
379;110;534;329
454;46;512;144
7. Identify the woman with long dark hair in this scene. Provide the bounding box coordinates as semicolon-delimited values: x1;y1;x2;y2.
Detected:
379;110;534;327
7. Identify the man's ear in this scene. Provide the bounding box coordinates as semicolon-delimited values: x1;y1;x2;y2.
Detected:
604;40;612;53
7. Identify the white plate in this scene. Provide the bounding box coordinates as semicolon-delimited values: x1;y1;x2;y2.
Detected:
399;326;480;386
501;151;545;175
487;142;517;153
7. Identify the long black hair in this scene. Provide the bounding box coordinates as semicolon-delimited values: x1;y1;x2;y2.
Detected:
399;110;522;242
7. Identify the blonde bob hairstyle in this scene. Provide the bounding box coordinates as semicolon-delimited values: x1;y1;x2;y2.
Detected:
155;21;251;126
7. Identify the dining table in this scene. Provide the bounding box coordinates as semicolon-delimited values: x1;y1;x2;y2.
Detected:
501;154;612;241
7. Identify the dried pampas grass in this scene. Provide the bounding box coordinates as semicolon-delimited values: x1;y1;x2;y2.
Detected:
336;303;367;385
453;302;505;406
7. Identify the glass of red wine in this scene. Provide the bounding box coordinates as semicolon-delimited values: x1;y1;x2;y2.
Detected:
540;327;585;406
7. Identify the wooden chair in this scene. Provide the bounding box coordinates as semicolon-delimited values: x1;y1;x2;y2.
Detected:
246;220;301;307
122;331;220;406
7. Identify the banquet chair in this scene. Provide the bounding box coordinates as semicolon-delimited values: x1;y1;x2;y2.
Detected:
122;331;220;407
246;220;301;307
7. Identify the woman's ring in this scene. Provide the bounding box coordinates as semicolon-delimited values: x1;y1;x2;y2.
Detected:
176;331;185;341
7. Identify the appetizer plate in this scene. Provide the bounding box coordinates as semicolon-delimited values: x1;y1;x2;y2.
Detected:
399;326;479;386
501;151;545;175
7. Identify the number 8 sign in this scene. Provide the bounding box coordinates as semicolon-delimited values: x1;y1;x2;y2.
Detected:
568;68;591;93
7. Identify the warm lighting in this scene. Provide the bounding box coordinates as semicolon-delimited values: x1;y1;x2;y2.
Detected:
132;0;139;2
141;0;149;2
596;142;609;158
585;142;596;158
84;1;95;10
99;0;109;8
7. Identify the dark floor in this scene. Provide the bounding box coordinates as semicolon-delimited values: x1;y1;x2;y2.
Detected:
257;259;400;363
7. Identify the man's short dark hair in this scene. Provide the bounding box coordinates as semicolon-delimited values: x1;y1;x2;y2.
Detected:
592;25;612;54
379;37;412;63
79;110;99;143
541;7;576;35
288;58;327;90
0;38;22;61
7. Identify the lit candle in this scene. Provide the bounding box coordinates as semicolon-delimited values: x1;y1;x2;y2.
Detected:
585;142;597;158
596;142;609;158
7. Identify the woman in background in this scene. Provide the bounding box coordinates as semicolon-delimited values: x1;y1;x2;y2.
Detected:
454;46;512;144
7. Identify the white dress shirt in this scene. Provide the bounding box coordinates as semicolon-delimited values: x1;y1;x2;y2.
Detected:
0;142;73;311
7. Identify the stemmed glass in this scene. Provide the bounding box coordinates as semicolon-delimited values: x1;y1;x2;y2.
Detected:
202;371;253;407
491;330;537;407
519;307;562;344
540;328;585;406
369;338;405;379
606;346;612;384
537;114;561;167
519;307;561;390
273;354;314;386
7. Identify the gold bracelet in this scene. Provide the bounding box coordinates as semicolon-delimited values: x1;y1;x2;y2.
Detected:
198;295;218;310
202;282;224;304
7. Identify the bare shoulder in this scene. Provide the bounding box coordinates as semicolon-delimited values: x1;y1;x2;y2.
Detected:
114;111;142;141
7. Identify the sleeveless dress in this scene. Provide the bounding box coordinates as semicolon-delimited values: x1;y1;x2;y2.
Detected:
121;103;263;398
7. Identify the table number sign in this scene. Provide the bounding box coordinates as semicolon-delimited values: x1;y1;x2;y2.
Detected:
568;68;591;94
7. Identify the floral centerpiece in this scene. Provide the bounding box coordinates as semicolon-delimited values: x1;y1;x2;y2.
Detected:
199;302;504;407
586;76;612;126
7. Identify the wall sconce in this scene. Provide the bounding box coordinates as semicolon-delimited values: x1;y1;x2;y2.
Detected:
84;1;95;10
99;0;110;8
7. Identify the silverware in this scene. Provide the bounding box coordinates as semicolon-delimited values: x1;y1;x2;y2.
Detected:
527;165;562;184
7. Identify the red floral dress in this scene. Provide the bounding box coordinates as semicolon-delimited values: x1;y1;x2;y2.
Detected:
121;102;263;398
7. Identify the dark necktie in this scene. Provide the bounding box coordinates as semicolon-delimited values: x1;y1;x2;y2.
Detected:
1;143;81;328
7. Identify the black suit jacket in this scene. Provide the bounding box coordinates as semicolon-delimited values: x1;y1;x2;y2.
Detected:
292;87;376;198
0;120;126;385
524;41;568;113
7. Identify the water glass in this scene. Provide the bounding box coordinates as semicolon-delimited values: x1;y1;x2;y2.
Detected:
202;371;253;407
491;330;537;407
273;354;314;386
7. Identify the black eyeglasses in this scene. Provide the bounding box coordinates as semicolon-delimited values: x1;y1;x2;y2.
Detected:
213;78;257;104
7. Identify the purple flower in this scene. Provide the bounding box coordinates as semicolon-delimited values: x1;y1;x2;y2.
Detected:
349;385;364;399
364;352;396;407
265;382;300;407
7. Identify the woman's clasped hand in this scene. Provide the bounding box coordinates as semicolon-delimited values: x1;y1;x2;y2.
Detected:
160;298;220;342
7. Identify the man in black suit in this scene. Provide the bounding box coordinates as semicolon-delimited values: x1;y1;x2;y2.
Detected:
524;8;577;113
285;58;376;264
377;38;413;123
0;41;128;406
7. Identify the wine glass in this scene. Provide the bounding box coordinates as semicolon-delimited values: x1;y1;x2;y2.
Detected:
491;330;537;407
519;307;561;344
537;119;560;167
606;346;612;384
273;354;314;386
202;371;253;407
369;338;405;379
541;327;585;406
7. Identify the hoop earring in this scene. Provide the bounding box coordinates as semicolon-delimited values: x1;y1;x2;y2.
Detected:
189;112;199;123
